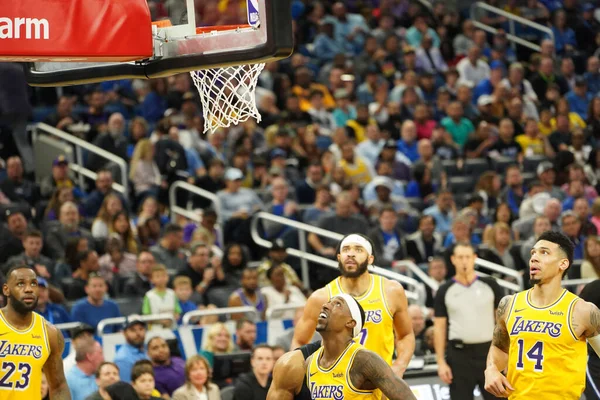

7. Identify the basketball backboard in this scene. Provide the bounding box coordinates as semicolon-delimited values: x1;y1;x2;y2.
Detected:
11;0;293;86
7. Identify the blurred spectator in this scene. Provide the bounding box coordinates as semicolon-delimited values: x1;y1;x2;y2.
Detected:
34;277;70;325
516;118;555;158
130;139;161;204
423;190;456;235
91;194;123;240
147;337;186;397
548;10;577;55
561;211;585;260
43;96;81;132
332;89;356;128
592;199;600;234
406;14;441;49
425;257;447;312
581;236;600;279
67;250;101;300
172;275;196;322
443;217;480;248
88;113;129;172
153;119;189;191
416;35;448;74
452;20;475;57
130;360;162;400
263;177;299;239
228;267;267;321
573;197;597;237
337;141;374;187
499;165;526;215
406;215;444;265
260;263;306;320
324;2;369;55
172;355;221;400
234;319;258;352
200;323;234;367
406;164;436;200
478;222;524;273
85;362;120;400
369;206;405;268
150;223;187;271
530;57;570;100
312;21;346;65
561;164;598;201
110;211;139;254
124;251;155;296
114;317;149;383
142;264;181;325
257;240;301;288
44;187;78;222
376;139;412;181
536;162;564;200
46;201;95;259
465;121;496;159
98;236;137;284
218;167;263;223
82;170;126;218
441;101;475;148
408;304;427;356
584;56;600;95
566;78;593;120
456;47;490;86
356;124;385;167
302;184;332;224
233;345;274;400
66;338;104;400
71;274;121;331
0;156;40;206
397;120;420;163
4;229;54;280
488;118;523;161
192;159;225;209
40;156;82;200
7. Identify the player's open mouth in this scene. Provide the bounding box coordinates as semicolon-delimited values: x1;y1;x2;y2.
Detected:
23;297;35;303
530;266;541;274
319;311;328;320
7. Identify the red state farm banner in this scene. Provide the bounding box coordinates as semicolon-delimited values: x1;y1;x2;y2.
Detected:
0;0;153;62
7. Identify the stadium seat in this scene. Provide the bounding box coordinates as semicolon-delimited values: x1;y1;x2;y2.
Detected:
464;158;491;177
449;176;475;194
492;157;517;174
442;160;459;177
522;172;537;187
406;197;425;212
523;155;549;174
221;385;235;400
116;297;143;316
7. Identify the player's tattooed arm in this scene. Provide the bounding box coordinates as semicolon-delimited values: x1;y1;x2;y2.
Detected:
44;324;71;400
491;295;512;353
588;304;600;337
351;350;417;400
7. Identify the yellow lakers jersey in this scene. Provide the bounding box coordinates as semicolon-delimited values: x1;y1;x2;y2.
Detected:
327;275;395;364
0;311;50;400
506;289;587;400
307;341;377;400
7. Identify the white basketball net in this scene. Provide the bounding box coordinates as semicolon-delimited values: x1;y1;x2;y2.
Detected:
190;63;265;134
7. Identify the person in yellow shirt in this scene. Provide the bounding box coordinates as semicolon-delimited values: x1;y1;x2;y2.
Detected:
537;108;554;136
550;98;587;131
337;141;374;187
515;118;555;157
292;67;336;112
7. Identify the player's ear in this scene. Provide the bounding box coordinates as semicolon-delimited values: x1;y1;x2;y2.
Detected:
347;318;356;331
336;253;342;262
368;254;375;265
558;258;569;274
2;283;8;298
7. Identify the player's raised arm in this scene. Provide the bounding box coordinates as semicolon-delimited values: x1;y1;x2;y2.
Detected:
351;349;417;400
291;288;328;349
267;351;307;400
44;323;71;400
484;295;514;398
386;280;416;377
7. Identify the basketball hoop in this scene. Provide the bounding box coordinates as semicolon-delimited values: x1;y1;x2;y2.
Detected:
190;25;265;134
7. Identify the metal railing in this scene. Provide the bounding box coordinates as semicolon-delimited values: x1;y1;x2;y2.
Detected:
168;180;224;247
96;313;177;335
55;322;84;333
182;306;258;325
33;123;129;200
470;2;554;53
266;303;305;320
562;278;596;288
475;257;524;291
250;212;423;302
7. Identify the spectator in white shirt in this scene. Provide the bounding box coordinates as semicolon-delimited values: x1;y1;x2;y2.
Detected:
456;46;490;87
356;124;385;168
260;264;306;320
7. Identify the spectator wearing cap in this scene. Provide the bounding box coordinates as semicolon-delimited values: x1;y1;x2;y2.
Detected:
71;273;121;332
0;156;40;207
40;156;83;200
113;317;149;383
217;168;264;224
269;148;301;184
473;61;505;104
366;176;412;221
363;163;406;203
536;161;564;200
4;229;54;281
35;276;70;324
332;89;356;128
406;14;441;49
150;223;188;272
257;239;302;289
0;209;28;264
368;206;405;269
63;324;95;373
441;101;475;148
456;46;490;87
566;77;593;120
561;211;585;260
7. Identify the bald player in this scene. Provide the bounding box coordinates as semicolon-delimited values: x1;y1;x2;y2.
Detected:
268;294;416;400
292;233;415;379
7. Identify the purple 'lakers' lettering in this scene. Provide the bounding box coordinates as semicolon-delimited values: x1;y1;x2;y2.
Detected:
509;316;561;338
0;340;43;359
310;381;345;400
365;310;382;324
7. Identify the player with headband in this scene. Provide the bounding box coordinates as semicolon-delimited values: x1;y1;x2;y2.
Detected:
292;233;415;385
267;295;417;400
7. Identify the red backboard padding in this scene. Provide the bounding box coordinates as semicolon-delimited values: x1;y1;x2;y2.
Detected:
0;0;153;62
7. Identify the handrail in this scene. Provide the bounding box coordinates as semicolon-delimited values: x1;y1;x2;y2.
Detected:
562;278;596;288
265;303;305;320
475;271;521;292
96;313;177;335
168;180;224;247
250;212;422;302
35;122;129;201
394;260;440;291
69;163;125;193
475;257;524;289
182;306;258;325
470;2;554;52
55;322;84;332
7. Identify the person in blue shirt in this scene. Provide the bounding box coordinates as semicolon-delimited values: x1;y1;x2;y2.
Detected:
173;276;197;324
566;78;593;120
66;338;104;400
397;120;420;163
71;274;121;333
35;277;71;326
113;316;149;383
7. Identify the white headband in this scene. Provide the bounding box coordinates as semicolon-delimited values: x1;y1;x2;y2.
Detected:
340;234;373;256
333;294;363;338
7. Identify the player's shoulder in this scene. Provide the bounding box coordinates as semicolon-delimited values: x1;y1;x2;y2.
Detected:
307;286;331;303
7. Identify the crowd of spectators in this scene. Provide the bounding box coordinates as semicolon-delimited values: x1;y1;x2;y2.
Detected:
3;0;600;399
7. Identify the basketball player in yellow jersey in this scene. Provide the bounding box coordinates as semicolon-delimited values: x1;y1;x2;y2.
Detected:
268;294;416;400
0;265;70;400
485;231;600;399
292;234;414;378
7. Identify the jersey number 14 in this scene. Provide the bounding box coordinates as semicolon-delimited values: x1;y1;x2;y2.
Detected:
516;339;544;372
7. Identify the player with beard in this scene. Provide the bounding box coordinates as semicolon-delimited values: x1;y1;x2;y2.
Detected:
0;265;70;400
292;234;414;385
268;295;416;400
485;231;600;399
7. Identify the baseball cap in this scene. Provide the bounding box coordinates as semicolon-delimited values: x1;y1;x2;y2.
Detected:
583;3;595;12
37;277;48;287
334;88;350;100
477;95;494;107
536;161;555;176
384;139;398;149
270;148;287;160
71;324;95;340
490;60;505;71
224;168;244;181
372;176;393;191
53;155;69;166
271;238;286;251
575;76;587;87
123;315;147;330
